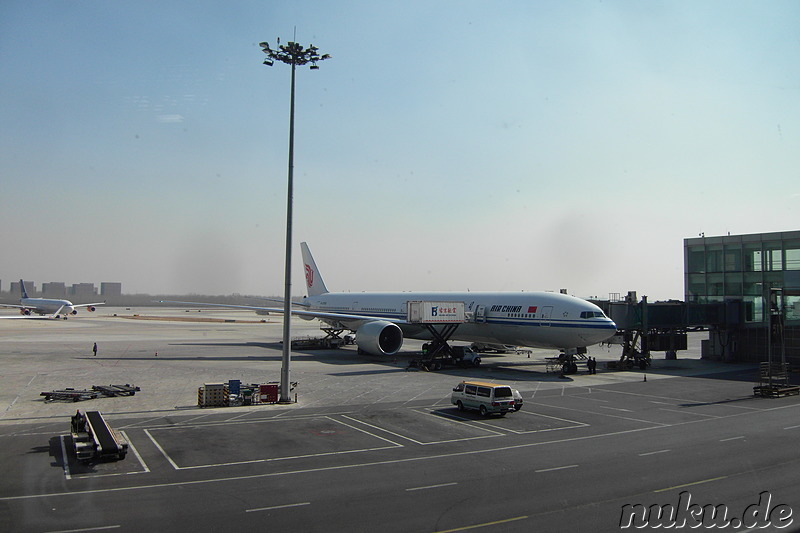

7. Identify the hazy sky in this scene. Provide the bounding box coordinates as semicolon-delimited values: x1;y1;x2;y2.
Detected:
1;1;798;300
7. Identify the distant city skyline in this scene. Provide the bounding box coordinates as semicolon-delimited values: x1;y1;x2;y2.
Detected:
2;2;798;301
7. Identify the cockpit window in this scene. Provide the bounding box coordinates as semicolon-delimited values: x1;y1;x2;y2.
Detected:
580;311;606;319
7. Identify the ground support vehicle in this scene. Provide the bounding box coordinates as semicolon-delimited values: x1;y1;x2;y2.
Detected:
451;381;516;416
512;388;523;411
70;410;128;461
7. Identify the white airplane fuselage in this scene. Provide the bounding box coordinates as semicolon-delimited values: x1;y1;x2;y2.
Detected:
304;290;616;350
20;297;79;316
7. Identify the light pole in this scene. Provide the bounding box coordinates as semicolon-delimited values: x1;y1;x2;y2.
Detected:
260;39;330;403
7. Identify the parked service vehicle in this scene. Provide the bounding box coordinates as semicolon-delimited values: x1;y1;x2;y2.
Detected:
451;380;516;416
511;388;523;411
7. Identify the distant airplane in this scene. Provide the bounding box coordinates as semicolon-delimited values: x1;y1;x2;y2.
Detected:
0;279;104;319
164;243;617;357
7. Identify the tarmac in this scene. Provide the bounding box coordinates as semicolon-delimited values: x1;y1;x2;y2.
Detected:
1;306;717;424
2;307;798;532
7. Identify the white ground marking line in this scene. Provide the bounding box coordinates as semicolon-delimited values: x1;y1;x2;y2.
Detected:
0;417;772;503
597;406;633;413
639;449;671;456
144;428;180;470
414;408;507;437
8;398;795;503
44;526;121;532
783;424;800;430
571;396;610;403
172;412;217;425
719;436;745;442
535;464;579;473
343;411;503;445
246;502;310;513
146;415;404;471
60;435;72;480
176;444;404;471
5;396;19;412
658;408;720;418
529;400;670;427
117;415;173;429
339;414;436;446
406;482;458;491
224;411;253;422
604;388;763;410
473;409;589;436
324;415;405;447
121;431;150;473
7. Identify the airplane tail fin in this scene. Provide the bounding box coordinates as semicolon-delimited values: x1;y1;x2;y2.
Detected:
300;242;329;297
19;279;29;299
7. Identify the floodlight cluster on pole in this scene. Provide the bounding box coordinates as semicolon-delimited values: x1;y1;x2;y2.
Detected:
259;38;330;403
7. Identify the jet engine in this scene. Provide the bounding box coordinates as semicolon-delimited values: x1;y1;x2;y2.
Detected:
86;306;96;312
355;320;403;356
20;308;31;316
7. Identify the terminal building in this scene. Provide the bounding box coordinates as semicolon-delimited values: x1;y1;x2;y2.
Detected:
684;230;800;365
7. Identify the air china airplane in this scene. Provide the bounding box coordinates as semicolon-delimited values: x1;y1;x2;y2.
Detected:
167;243;617;356
0;279;104;319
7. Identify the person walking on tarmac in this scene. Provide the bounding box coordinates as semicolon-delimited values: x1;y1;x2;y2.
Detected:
92;342;98;357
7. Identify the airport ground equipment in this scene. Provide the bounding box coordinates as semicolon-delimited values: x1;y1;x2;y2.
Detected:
404;301;466;362
198;380;299;407
69;410;128;461
42;384;141;402
754;362;799;398
91;384;141;397
408;344;481;371
42;388;100;402
291;330;354;350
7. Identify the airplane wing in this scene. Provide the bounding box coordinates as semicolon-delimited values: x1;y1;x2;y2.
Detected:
158;300;407;329
0;304;26;309
73;302;105;308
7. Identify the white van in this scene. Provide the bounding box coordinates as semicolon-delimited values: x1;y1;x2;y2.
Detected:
451;381;516;416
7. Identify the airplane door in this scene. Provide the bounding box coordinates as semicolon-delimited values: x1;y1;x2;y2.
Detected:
475;305;486;323
540;306;553;327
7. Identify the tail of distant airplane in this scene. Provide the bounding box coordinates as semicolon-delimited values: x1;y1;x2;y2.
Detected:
19;279;29;299
300;242;329;297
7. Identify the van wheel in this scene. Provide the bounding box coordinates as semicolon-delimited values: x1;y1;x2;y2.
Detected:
473;357;481;367
514;405;521;411
457;400;464;411
479;405;488;417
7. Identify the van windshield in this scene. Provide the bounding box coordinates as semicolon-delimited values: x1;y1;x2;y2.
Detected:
494;387;512;398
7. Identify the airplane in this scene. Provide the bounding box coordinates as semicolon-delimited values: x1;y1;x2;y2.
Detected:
164;243;618;357
0;279;104;319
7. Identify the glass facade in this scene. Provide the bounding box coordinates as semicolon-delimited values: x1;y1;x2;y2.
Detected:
684;231;800;324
